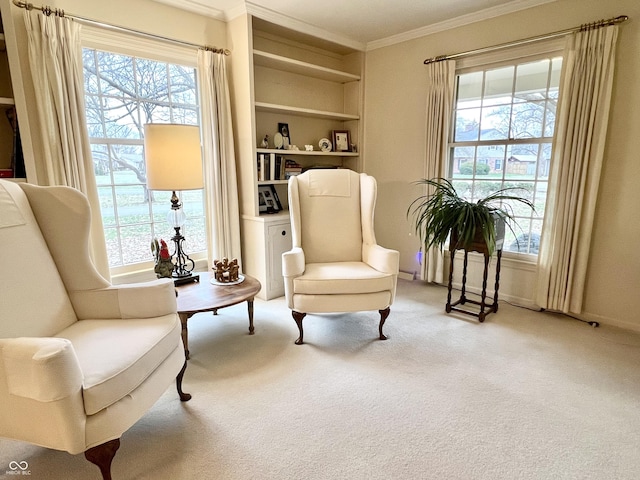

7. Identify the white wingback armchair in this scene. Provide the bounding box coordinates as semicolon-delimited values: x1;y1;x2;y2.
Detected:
282;169;399;344
0;179;190;479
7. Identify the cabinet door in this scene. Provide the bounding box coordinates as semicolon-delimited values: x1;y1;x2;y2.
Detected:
267;222;292;298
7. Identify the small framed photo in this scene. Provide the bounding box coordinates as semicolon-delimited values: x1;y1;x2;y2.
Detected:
278;123;291;149
332;130;351;152
258;184;283;213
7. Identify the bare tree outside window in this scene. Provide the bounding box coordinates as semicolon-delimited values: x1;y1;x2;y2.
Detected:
83;49;205;268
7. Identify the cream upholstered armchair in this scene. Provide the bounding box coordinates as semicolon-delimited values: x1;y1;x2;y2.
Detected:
282;169;399;344
0;179;190;480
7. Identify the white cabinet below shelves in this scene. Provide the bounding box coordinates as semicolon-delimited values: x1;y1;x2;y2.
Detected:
266;222;292;299
241;213;291;300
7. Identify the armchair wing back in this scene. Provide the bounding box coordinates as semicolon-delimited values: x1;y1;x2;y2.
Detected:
0;179;190;479
283;169;399;345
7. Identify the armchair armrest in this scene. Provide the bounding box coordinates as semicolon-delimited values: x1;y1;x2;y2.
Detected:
363;244;400;275
282;247;306;278
69;278;178;320
1;337;83;402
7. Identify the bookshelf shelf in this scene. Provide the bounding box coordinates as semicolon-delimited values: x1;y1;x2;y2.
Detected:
253;50;360;83
254;102;359;121
256;148;358;157
258;180;288;185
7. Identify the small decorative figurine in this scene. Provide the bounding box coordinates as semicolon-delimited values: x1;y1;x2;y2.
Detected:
260;135;269;148
213;258;240;283
152;238;174;279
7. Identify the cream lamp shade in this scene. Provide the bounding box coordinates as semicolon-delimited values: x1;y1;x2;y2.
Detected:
144;123;203;191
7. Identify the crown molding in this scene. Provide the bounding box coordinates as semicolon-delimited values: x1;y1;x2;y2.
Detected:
225;3;248;21
244;2;366;51
151;0;227;20
366;0;559;51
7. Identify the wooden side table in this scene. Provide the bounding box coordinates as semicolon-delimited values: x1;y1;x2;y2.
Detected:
446;243;502;323
175;272;261;359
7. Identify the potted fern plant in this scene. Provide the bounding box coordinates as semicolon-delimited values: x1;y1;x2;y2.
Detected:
408;178;535;255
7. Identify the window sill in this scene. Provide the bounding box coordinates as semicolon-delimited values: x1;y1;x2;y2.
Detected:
110;253;208;285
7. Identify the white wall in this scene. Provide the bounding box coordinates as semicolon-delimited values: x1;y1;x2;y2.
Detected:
363;0;640;330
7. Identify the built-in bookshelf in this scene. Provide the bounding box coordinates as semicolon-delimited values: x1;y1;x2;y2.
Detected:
228;14;364;299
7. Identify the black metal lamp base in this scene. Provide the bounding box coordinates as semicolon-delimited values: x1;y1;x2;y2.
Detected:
173;274;200;286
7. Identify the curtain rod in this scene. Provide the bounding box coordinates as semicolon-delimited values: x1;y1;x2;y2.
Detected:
11;0;231;55
423;14;628;65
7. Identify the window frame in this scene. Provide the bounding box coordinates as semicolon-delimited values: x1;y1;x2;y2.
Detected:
447;40;565;261
81;26;207;278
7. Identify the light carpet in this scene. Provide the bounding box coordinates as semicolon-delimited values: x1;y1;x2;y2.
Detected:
2;279;640;480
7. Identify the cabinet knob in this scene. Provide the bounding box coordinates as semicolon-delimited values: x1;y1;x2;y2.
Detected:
281;230;287;236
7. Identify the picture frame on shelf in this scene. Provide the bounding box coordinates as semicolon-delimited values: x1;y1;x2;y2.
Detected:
258;184;283;213
278;123;291;149
332;130;351;152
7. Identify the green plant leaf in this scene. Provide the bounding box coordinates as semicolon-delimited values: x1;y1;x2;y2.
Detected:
407;177;536;255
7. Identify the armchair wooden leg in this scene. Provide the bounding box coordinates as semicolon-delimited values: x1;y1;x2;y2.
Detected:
85;438;120;480
292;311;306;345
176;360;192;401
378;307;390;340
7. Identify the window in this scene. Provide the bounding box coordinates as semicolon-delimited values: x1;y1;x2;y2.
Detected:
82;48;206;270
449;56;563;255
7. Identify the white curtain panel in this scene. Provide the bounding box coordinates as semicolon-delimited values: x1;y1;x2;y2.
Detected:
536;25;619;313
23;11;110;280
196;50;242;268
421;60;456;283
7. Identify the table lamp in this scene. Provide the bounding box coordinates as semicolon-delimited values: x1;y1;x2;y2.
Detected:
144;123;203;285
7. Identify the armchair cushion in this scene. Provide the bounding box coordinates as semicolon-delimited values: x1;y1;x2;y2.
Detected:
56;314;181;415
294;262;395;295
297;170;363;263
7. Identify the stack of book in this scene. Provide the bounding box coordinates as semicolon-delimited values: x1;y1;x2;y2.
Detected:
257;153;286;181
284;159;303;179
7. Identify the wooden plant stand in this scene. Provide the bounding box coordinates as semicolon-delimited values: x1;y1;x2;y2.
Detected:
446;241;502;323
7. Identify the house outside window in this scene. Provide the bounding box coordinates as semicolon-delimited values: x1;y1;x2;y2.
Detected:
82;48;206;272
449;55;563;255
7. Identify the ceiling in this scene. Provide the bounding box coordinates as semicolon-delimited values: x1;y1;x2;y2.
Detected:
155;0;557;50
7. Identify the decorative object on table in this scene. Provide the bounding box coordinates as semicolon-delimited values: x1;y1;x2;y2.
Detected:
144;123;204;286
318;137;332;152
332;130;351;152
407;177;535;322
260;134;269;148
304;144;314;151
151;238;174;279
287;145;299;151
212;257;242;283
278;122;290;149
258;184;283;213
274;132;284;149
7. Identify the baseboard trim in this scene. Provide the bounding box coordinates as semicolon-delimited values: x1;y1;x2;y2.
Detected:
398;270;416;281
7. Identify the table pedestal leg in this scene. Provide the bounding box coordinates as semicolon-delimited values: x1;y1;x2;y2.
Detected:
179;313;190;360
247;298;255;334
